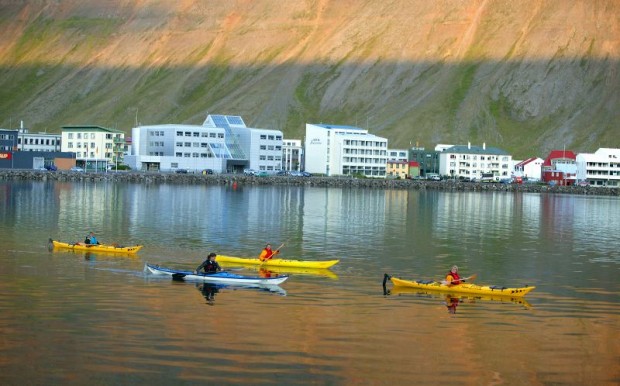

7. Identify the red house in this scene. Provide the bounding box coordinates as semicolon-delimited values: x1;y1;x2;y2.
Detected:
541;150;577;186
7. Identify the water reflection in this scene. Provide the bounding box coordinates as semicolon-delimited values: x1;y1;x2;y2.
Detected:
194;282;287;305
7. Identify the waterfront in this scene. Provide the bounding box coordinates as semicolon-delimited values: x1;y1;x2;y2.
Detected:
0;180;618;385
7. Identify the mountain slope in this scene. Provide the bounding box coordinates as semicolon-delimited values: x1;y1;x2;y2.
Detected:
0;0;618;158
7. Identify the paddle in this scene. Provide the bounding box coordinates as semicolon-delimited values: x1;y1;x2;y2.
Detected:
441;273;477;286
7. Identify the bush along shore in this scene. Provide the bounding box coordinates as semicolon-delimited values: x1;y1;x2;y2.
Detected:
1;170;618;196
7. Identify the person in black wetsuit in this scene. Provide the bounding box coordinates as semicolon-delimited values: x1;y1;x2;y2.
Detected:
194;253;222;274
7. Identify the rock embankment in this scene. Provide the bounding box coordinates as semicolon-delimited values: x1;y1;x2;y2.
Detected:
1;170;618;196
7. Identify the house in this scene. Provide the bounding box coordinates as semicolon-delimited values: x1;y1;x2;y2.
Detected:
514;157;544;180
304;123;388;177
438;142;512;180
576;148;620;187
61;125;126;170
541;150;577;185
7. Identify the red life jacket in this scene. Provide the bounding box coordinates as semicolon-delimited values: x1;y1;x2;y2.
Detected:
447;271;462;285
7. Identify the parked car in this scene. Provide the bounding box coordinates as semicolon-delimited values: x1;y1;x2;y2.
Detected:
45;164;57;171
243;169;257;176
175;169;188;174
300;171;312;177
202;169;214;175
577;180;590;187
275;170;289;176
70;166;84;172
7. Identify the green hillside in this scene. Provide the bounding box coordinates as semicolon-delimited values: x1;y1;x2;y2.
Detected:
0;0;618;159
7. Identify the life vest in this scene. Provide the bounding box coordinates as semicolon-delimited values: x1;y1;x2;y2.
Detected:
446;271;462;285
205;260;219;273
259;248;278;261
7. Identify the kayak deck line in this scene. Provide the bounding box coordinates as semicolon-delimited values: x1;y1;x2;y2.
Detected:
50;239;143;254
145;263;289;285
389;276;535;297
215;255;339;269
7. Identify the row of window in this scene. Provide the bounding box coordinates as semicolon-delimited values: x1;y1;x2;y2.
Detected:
259;134;282;141
68;133;119;140
343;140;387;147
449;154;510;161
259;155;282;161
343;157;389;164
18;138;60;145
174;131;225;139
344;149;387;155
66;143;113;149
259;145;282;151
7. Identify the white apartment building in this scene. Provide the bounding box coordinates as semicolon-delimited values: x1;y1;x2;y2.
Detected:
576;148;620;187
438;142;513;180
125;115;283;173
305;123;388;177
203;115;283;172
17;129;61;152
125;124;230;172
282;139;303;171
387;149;408;162
61;125;125;167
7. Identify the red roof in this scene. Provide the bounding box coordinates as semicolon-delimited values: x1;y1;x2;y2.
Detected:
515;157;539;167
542;150;576;167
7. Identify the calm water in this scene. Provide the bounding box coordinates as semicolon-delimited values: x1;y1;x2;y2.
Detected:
0;180;618;385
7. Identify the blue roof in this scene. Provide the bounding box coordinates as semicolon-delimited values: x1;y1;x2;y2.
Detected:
311;123;364;131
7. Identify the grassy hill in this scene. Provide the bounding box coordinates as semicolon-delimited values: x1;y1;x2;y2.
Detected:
0;0;618;158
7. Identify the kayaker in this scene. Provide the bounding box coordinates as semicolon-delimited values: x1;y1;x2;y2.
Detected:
195;253;222;274
259;243;280;261
445;265;464;285
84;232;100;245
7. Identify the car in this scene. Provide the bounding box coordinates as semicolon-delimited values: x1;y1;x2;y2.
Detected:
202;169;214;175
175;169;188;174
300;171;312;177
276;170;289;176
45;165;57;171
577;181;589;187
243;169;258;176
70;166;84;172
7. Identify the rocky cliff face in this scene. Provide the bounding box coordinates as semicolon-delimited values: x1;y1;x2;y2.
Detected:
0;0;617;158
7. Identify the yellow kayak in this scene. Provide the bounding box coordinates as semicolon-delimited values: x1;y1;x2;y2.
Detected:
389;275;535;297
49;239;143;254
215;255;339;269
220;263;339;279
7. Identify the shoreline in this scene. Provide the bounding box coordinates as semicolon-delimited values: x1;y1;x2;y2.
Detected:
1;170;618;196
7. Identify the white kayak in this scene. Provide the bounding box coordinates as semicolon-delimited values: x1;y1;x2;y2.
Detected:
145;263;289;285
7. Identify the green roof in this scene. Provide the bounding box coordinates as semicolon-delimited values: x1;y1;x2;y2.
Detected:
61;125;124;134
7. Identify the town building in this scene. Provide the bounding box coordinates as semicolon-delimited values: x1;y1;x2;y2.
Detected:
541;150;577;186
387;149;408;162
408;147;439;178
0;128;74;170
61;125;126;170
125;115;283;173
438;143;513;180
282;139;303;171
514;157;544;180
576;148;620;187
15;128;62;152
304;123;388;177
386;160;408;179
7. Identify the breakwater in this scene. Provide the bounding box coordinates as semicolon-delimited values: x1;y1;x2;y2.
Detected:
1;170;618;196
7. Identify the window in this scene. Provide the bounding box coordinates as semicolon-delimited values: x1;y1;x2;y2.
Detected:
91;133;96;139
68;133;74;139
260;135;267;140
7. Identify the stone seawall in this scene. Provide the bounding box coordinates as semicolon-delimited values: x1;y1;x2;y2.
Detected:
1;170;618;196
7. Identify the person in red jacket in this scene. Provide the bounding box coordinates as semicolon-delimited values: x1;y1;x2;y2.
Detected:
259;243;280;262
445;265;463;285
